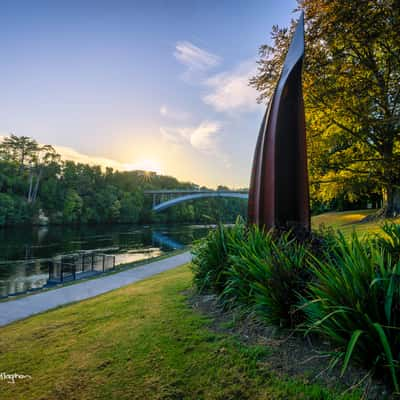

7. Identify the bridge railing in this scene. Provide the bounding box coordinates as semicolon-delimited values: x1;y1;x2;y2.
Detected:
48;252;116;284
144;189;249;211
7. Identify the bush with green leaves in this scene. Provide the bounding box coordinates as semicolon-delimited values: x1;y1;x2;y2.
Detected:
302;231;400;391
191;218;246;294
192;218;400;391
222;227;311;327
373;222;400;263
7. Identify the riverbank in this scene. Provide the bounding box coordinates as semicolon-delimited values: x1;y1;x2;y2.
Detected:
0;265;360;400
0;251;191;326
0;223;212;297
0;248;188;303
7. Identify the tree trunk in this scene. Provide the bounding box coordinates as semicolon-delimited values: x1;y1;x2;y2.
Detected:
385;185;400;217
380;141;400;218
27;172;34;203
32;168;43;203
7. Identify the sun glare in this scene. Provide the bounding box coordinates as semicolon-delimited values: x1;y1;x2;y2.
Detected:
124;159;162;174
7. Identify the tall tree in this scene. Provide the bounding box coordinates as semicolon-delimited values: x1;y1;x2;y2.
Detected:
0;135;38;171
251;0;400;216
28;144;60;203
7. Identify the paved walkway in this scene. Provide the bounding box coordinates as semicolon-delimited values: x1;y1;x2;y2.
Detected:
0;252;192;327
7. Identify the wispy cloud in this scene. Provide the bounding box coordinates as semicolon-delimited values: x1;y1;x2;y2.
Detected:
160;120;229;167
159;105;190;121
161;121;220;153
189;121;221;152
51;145;127;170
160;126;186;145
0;134;129;171
174;41;221;81
202;60;261;113
174;41;221;70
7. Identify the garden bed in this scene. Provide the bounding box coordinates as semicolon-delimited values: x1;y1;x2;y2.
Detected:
188;290;390;399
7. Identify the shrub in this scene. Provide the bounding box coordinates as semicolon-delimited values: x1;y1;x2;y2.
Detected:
222;227;311;327
373;222;400;263
220;225;275;309
302;232;400;391
191;218;246;294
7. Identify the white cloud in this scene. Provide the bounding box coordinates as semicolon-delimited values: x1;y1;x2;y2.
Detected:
174;41;221;71
189;121;221;152
203;60;261;113
0;134;129;170
174;41;221;82
160;120;226;156
53;144;126;170
160;121;220;152
160;127;185;144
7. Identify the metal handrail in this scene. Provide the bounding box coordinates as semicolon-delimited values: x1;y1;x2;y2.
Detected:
48;253;116;284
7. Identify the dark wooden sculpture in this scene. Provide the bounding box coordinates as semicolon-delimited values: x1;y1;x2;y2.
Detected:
248;12;310;232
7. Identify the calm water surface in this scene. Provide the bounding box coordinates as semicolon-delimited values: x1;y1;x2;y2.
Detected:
0;224;214;297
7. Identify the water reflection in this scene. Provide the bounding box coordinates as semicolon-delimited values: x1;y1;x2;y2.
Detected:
0;224;213;297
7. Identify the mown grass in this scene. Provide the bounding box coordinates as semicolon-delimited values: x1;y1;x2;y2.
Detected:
312;209;400;237
0;265;359;399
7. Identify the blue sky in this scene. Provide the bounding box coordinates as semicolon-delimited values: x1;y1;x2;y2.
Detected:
0;0;298;187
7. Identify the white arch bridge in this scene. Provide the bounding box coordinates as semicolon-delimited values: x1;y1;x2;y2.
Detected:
144;190;248;212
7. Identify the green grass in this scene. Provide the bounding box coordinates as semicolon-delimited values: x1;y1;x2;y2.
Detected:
0;265;359;400
312;209;400;237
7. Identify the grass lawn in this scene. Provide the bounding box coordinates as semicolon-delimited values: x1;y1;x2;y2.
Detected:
0;265;359;400
312;209;400;237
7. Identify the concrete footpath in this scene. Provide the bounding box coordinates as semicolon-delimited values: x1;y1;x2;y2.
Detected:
0;252;192;327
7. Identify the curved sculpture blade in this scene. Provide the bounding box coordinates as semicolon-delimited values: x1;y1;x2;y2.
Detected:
248;12;310;232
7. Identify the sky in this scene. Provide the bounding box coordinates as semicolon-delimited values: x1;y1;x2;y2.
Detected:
0;0;298;188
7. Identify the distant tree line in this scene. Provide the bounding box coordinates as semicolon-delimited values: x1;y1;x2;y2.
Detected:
0;135;247;227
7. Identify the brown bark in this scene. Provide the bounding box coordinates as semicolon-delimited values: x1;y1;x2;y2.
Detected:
385;185;400;217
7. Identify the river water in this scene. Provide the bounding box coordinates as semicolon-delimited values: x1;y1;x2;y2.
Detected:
0;224;214;297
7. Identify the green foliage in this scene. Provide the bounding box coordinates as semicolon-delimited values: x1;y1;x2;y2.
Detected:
373;222;400;263
192;218;400;390
251;0;400;214
191;219;246;294
302;231;400;391
0;193;32;226
62;189;83;223
222;227;311;327
192;222;313;327
0;134;246;226
0;193;14;226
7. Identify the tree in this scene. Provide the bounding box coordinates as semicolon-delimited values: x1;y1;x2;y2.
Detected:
0;135;61;204
251;0;400;216
0;135;38;171
27;144;60;204
63;189;83;223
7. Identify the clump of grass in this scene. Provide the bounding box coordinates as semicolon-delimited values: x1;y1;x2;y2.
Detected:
301;232;400;392
373;222;400;263
222;227;311;327
191;217;246;293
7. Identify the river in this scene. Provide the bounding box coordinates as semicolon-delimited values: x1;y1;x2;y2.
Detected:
0;223;214;297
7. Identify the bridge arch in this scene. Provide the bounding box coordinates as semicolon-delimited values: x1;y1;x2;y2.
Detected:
152;192;248;212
